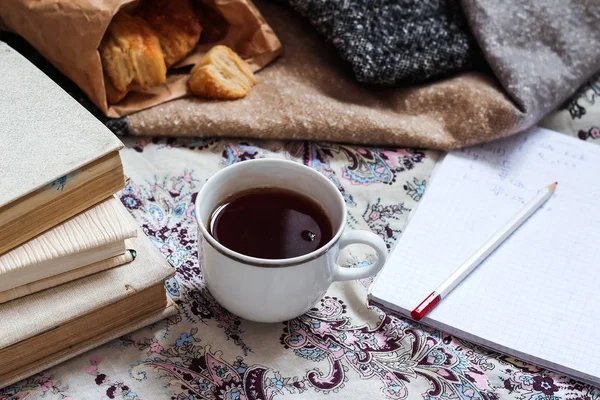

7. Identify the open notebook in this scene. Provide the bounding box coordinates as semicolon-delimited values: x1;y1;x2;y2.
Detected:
369;127;600;386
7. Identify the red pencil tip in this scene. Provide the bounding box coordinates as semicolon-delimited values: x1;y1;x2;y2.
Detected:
411;292;441;322
411;310;424;321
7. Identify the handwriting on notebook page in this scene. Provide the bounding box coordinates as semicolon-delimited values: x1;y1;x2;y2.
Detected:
460;134;586;169
456;132;587;207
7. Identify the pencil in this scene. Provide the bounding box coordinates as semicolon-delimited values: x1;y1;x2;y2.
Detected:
410;181;558;322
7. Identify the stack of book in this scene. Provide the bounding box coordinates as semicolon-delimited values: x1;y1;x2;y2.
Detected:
0;42;177;388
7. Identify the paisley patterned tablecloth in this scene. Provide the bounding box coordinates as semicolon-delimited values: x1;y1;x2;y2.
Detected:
2;75;600;400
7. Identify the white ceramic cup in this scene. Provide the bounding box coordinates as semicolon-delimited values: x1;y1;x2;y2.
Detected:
195;159;388;323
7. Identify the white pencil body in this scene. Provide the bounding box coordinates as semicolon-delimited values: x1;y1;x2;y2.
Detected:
435;182;557;298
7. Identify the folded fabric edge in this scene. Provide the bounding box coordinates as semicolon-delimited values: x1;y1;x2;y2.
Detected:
459;0;600;129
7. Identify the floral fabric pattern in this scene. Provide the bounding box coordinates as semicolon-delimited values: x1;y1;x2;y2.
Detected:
3;75;600;399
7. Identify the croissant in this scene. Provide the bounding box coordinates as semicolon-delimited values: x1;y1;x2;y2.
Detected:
104;73;128;104
189;45;256;100
100;11;167;102
137;0;203;68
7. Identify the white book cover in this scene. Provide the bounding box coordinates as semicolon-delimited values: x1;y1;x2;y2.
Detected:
0;196;137;292
0;41;123;209
369;127;600;386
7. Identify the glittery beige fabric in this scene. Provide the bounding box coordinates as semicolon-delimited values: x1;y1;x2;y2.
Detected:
125;0;526;150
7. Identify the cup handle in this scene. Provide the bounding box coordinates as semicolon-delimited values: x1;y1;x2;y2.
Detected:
333;230;388;282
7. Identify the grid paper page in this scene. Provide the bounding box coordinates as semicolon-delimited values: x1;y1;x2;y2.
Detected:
369;127;600;385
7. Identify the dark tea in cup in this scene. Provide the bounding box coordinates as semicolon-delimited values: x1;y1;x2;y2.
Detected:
196;158;388;322
208;188;333;259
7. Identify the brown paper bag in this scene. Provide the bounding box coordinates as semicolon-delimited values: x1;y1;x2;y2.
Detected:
0;0;282;118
